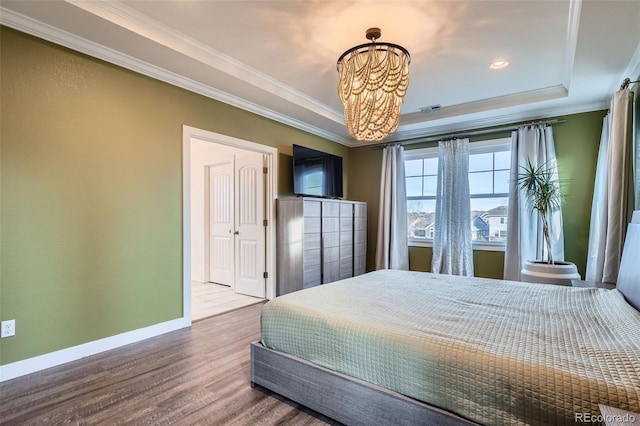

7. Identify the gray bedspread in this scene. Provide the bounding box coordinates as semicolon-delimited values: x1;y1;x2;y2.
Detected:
261;270;640;425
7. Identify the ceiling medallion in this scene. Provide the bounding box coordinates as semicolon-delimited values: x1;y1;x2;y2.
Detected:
337;28;411;142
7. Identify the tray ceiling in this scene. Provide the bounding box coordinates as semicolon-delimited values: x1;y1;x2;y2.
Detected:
2;0;639;146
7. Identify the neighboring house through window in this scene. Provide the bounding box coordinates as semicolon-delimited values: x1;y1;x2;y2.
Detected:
405;137;511;249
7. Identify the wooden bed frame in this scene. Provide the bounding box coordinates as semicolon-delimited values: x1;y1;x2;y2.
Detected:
250;342;477;425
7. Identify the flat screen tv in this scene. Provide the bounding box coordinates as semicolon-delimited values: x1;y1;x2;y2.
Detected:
293;144;343;198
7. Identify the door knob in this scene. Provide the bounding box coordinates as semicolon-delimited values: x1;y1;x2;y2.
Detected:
234;230;239;235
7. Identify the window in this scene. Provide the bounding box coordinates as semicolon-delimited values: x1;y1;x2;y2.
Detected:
405;138;511;248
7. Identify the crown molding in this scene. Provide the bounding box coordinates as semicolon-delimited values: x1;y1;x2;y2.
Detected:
387;99;608;143
0;7;351;146
64;0;344;124
562;0;582;91
400;85;568;126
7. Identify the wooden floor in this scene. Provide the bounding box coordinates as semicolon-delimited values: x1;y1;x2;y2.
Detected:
0;304;341;425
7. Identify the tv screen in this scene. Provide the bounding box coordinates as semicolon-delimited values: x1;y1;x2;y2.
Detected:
293;145;343;198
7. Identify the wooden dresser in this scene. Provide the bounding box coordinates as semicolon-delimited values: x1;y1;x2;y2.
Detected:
276;197;367;295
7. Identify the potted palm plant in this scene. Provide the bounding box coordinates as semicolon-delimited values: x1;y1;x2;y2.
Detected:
517;158;580;285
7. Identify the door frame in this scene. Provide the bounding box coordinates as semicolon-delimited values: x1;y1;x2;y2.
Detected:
182;125;277;323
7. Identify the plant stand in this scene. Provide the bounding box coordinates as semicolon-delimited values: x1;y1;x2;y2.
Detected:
521;260;581;286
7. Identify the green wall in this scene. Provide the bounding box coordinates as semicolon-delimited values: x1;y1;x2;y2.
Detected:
0;25;608;367
0;27;349;365
348;110;606;279
553;110;607;274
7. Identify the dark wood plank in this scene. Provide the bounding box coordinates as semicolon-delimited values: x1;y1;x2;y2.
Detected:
0;303;339;425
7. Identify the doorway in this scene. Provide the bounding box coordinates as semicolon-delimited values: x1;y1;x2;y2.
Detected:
182;126;277;323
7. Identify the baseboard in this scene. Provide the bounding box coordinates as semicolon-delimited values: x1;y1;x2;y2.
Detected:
0;317;191;382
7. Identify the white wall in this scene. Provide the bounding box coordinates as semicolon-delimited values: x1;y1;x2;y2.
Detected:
190;138;236;283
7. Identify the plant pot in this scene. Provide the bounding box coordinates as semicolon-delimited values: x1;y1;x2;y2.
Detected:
520;260;581;286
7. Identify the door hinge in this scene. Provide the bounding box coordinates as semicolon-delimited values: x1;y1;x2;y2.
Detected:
263;167;268;174
263;272;269;279
263;219;268;226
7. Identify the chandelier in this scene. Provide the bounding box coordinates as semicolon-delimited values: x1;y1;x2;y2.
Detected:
337;28;410;142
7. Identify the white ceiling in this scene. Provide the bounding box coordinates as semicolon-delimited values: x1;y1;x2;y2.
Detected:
2;0;639;147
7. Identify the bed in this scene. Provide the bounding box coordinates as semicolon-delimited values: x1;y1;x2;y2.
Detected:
251;227;640;425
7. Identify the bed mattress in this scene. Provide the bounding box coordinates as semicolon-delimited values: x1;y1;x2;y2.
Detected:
261;270;640;425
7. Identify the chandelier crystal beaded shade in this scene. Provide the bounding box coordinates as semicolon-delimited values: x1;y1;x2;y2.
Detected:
337;27;410;142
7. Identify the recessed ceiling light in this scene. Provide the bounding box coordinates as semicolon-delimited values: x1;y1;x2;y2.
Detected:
489;59;510;70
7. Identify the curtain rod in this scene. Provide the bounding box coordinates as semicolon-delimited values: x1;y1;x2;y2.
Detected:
373;119;566;149
620;78;640;90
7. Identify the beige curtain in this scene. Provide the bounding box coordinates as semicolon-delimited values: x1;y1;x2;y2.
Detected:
375;144;409;270
586;88;635;283
504;124;564;281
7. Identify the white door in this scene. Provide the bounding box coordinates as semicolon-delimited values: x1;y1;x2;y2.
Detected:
208;161;234;286
234;154;266;298
208;152;266;298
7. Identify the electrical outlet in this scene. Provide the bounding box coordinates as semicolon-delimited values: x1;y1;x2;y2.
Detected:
1;320;16;338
